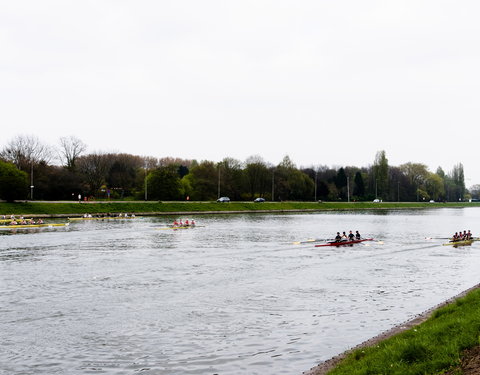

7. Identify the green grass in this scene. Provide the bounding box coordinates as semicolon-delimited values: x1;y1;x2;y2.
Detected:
326;288;480;375
0;201;478;216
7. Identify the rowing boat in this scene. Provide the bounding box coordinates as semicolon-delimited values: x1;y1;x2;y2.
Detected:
68;216;136;221
443;239;475;246
157;225;197;230
315;238;374;247
0;223;70;230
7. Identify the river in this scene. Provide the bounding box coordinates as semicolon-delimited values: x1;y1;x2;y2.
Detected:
1;208;480;375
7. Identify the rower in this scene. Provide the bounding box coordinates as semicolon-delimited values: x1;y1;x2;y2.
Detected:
355;231;361;240
334;232;342;242
348;231;355;241
467;230;472;239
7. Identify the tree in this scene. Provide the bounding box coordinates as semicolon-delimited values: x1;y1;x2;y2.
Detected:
218;157;244;200
335;167;348;199
316;180;330;200
450;163;466;201
373;150;389;200
58;136;87;171
353;171;365;198
399;162;430;201
77;153;113;196
275;155;296;200
244;155;270;200
178;165;189;179
107;153;144;198
0;135;53;172
147;165;182;200
469;184;480;200
0;161;28;202
425;173;445;201
189;161;217;200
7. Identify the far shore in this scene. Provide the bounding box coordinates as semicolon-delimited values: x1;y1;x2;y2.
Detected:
0;200;478;217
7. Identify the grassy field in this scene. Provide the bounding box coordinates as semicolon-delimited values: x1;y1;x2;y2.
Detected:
0;201;478;216
325;287;480;375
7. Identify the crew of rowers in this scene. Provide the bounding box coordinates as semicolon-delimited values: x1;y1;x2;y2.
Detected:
334;230;362;242
451;230;473;242
81;213;135;218
172;219;195;227
1;216;44;225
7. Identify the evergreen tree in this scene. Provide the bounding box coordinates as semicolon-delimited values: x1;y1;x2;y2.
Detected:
373;150;389;200
353;171;365;198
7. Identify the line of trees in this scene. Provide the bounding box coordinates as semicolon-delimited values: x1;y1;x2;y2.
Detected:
0;135;473;203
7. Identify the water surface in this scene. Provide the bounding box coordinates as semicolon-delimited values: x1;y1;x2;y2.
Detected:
1;208;480;374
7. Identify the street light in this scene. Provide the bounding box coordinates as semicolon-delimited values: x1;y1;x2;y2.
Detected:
217;165;221;199
144;165;148;201
272;169;275;201
30;163;34;200
347;176;350;203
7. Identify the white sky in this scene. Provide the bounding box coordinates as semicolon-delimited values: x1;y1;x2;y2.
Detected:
1;1;479;185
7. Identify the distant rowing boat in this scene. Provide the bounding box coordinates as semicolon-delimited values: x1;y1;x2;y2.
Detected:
68;216;136;221
0;223;70;230
315;238;374;247
157;225;197;230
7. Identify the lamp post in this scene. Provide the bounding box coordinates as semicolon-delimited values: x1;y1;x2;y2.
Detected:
217;165;221;199
144;165;148;201
272;170;275;201
30;163;34;200
314;170;317;202
347;176;350;203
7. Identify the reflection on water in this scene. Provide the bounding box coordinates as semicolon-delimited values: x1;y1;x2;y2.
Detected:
1;208;480;375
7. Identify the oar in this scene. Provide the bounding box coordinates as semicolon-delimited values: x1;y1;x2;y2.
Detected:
293;238;334;245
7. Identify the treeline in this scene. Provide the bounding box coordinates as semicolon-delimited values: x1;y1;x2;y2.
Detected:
0;135;475;203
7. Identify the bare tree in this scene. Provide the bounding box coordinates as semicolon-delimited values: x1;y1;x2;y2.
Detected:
59;136;87;170
0;135;53;172
77;152;113;196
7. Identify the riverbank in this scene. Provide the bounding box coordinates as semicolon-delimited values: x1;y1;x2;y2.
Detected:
305;284;480;375
0;201;478;217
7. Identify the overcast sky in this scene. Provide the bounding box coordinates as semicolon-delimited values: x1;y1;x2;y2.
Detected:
1;1;479;185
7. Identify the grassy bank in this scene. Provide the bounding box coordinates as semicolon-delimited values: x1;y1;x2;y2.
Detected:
323;287;480;375
0;201;478;216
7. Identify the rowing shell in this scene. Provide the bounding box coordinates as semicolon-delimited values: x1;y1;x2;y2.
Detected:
0;223;70;230
443;239;475;246
68;216;136;221
315;238;374;247
157;225;197;230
